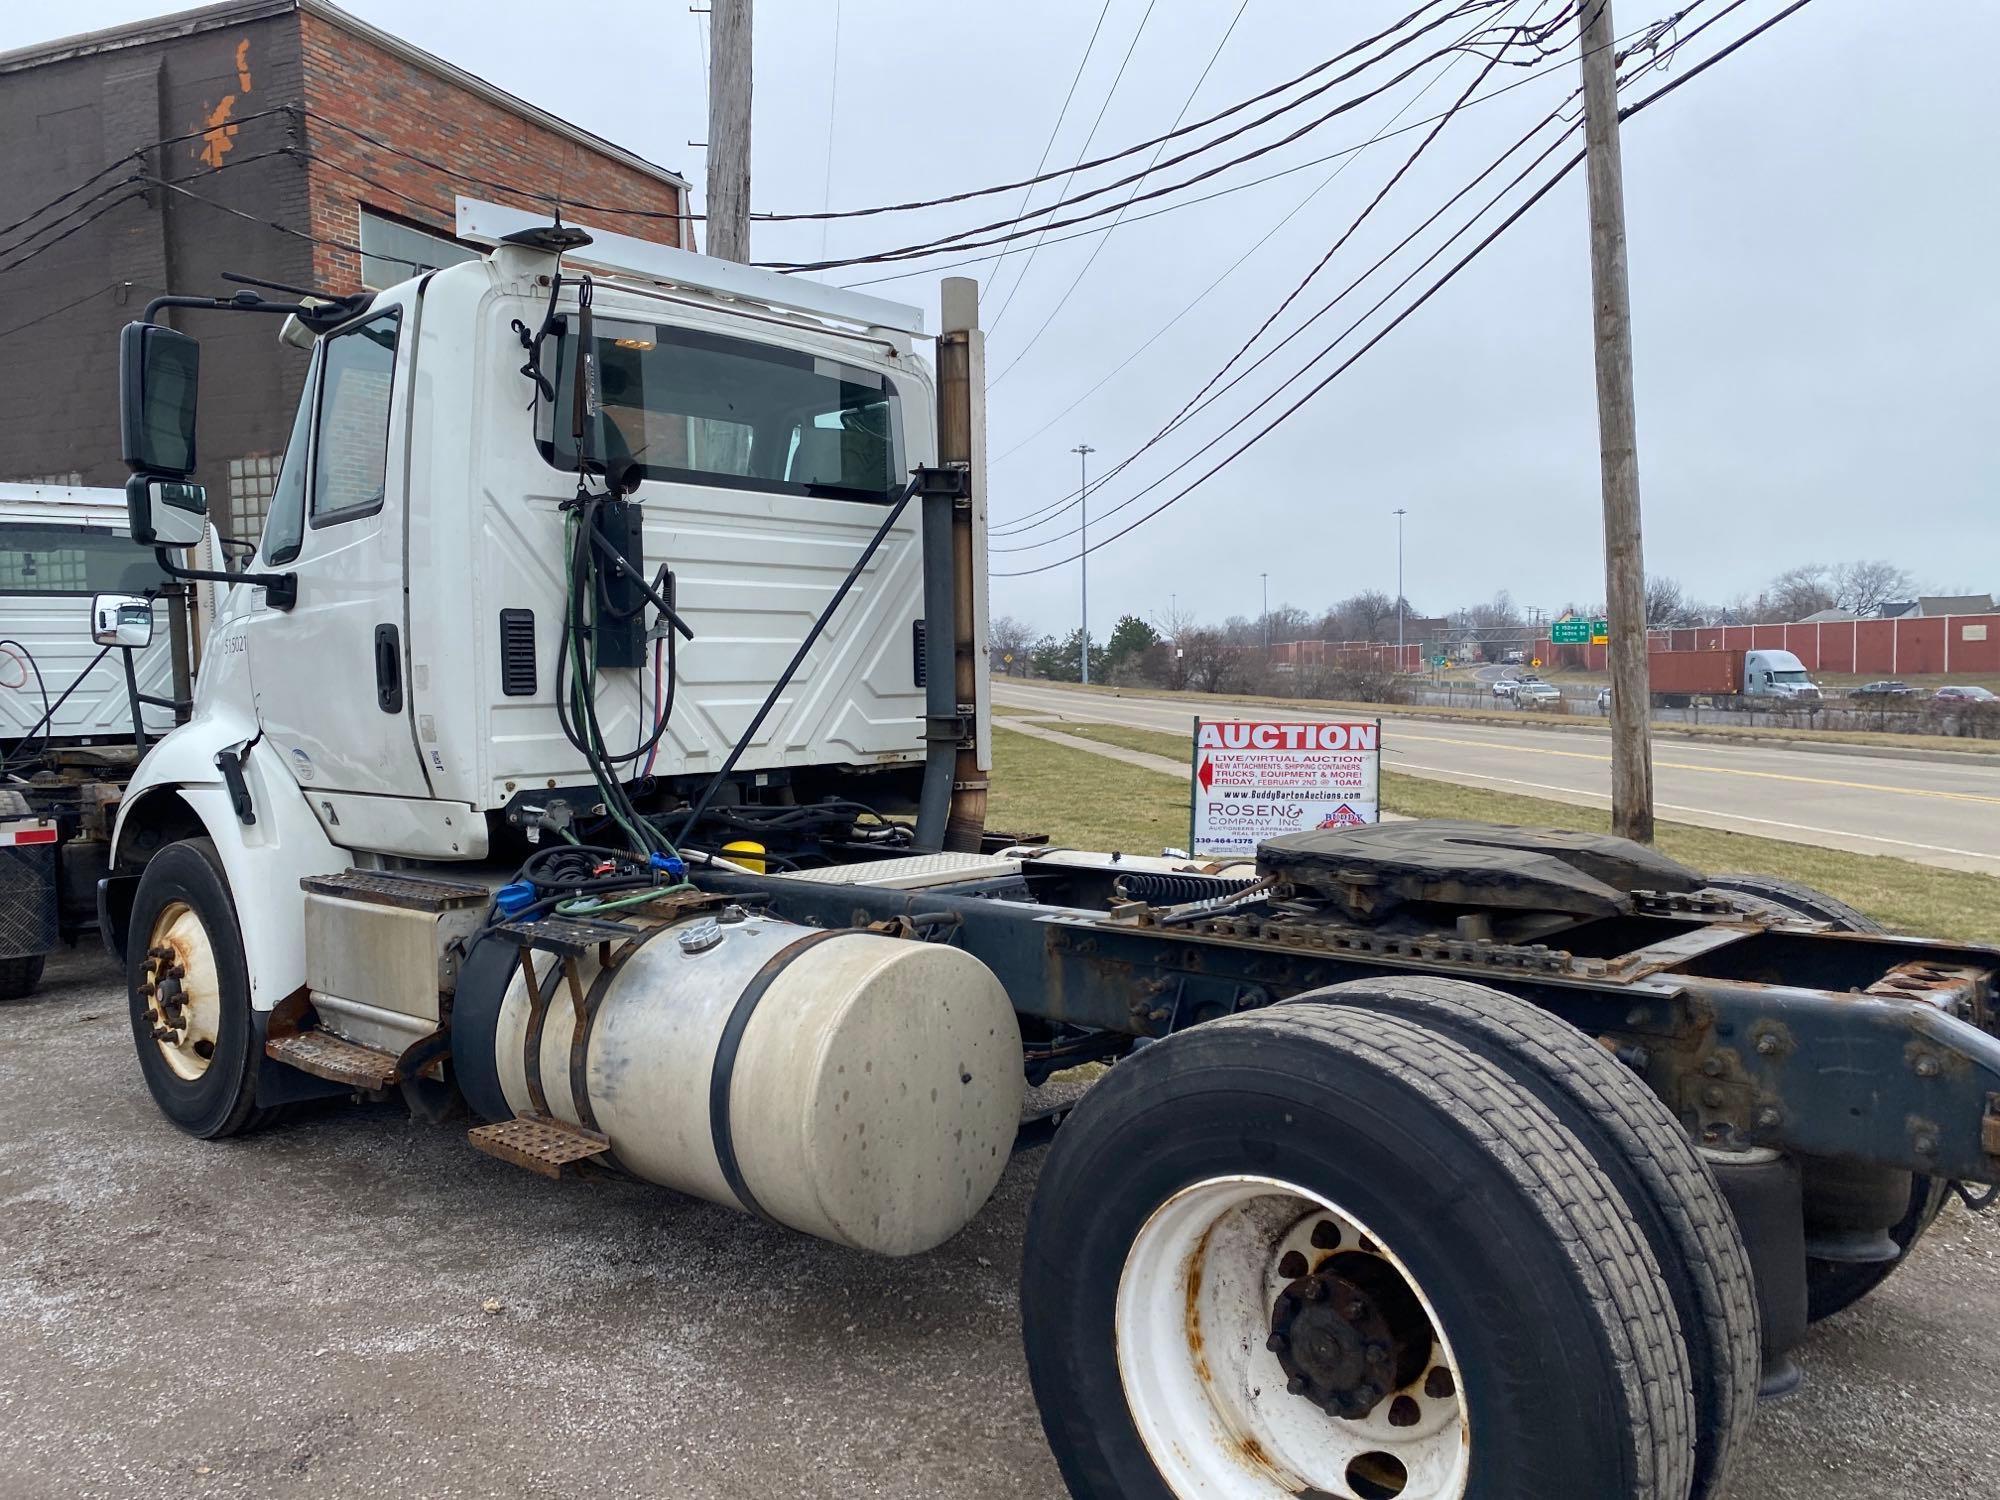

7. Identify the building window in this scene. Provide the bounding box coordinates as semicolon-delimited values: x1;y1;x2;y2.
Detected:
359;208;478;290
227;455;282;543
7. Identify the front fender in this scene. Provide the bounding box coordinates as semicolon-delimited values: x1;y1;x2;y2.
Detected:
112;720;351;1012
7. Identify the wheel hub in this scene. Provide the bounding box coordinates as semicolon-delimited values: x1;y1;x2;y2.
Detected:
139;903;222;1082
1270;1248;1436;1421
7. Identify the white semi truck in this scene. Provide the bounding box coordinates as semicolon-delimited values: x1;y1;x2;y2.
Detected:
95;201;2000;1500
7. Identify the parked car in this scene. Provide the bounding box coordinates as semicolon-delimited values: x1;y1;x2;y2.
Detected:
1850;681;1918;699
1934;684;1998;703
1513;681;1563;709
1491;678;1519;699
1595;685;1612;711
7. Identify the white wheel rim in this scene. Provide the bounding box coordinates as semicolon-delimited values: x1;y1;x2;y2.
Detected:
143;901;223;1082
1116;1175;1470;1500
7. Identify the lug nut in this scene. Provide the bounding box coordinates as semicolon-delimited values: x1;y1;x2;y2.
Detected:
1344;1298;1367;1321
1365;1343;1388;1366
1266;1333;1287;1353
1286;1376;1309;1396
1302;1278;1326;1302
1353;1383;1379;1408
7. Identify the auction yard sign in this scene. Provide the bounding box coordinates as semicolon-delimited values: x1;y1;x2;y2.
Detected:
1190;719;1382;856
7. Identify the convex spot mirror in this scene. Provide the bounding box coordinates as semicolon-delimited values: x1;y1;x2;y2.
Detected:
119;322;199;478
124;474;208;549
91;593;155;650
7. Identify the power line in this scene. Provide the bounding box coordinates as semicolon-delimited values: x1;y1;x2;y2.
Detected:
995;0;1822;578
994;5;1708;551
760;0;1479;225
0;280;159;341
988;0;1160;336
992;33;1574;541
0;186;147;278
981;0;1118;333
993;113;1583;557
988;0;1245;386
985;35;1499;478
817;0;844;267
766;4;1512;272
987;0;1685;536
0;105;294;252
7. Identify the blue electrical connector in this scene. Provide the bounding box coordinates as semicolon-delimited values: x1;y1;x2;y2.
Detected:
493;880;540;919
650;852;687;880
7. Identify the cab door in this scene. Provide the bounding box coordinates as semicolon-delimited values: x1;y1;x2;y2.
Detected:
241;288;430;798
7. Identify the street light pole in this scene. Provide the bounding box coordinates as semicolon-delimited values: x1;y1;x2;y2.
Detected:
1072;443;1094;685
1393;507;1407;667
1261;572;1269;654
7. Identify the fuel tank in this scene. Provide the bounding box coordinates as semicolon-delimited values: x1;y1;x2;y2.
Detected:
457;908;1023;1256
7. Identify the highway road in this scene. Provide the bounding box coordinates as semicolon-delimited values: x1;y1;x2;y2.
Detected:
992;682;2000;876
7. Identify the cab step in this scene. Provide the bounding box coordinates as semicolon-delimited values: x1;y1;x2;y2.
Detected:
265;1029;401;1090
466;1112;612;1179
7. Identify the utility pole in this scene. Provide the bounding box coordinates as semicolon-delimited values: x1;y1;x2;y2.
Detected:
1393;507;1407;667
1260;573;1269;654
706;0;753;262
1579;0;1655;842
1073;443;1094;684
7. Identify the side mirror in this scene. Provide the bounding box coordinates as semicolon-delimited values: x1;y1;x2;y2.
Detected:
91;593;156;650
125;474;209;549
119;322;201;477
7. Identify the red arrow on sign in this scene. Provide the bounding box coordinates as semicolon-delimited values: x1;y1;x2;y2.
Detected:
1197;756;1214;792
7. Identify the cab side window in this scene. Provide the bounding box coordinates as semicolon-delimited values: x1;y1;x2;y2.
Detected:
312;309;401;525
260;354;319;566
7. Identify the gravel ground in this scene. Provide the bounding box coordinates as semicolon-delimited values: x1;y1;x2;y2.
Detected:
3;944;1997;1499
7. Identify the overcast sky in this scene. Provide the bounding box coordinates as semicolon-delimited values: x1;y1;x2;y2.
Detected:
8;0;1996;636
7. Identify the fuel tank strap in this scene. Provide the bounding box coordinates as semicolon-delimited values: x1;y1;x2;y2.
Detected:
520;950;566;1116
568;918;686;1138
708;928;859;1226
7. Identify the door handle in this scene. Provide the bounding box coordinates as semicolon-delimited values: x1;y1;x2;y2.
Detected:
374;624;403;713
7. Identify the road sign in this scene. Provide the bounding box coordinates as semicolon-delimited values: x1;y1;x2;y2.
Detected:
1190;719;1381;856
1551;618;1608;645
1530;657;1542;668
1431;655;1447;668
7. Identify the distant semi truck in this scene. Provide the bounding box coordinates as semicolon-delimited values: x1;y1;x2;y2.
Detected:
1649;648;1823;709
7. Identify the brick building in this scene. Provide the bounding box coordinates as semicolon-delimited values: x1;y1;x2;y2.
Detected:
0;0;688;540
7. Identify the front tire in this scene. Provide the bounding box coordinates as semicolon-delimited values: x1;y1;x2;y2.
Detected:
126;838;265;1139
1023;1006;1694;1500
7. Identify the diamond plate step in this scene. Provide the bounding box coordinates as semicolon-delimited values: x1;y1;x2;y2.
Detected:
299;868;491;912
265;1029;401;1090
466;1113;612;1179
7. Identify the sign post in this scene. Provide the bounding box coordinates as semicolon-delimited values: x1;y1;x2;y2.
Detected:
1190;719;1382;857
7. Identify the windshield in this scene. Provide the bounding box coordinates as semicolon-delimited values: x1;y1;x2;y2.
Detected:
1771;670;1811;684
539;316;906;503
0;524;168;595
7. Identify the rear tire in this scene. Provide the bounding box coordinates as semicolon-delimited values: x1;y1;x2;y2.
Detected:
0;953;45;999
126;839;266;1140
1700;874;1883;933
1023;1006;1695;1500
1289;976;1759;1500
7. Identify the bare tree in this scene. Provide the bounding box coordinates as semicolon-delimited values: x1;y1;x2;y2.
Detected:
1764;564;1837;621
1180;628;1242;693
1645;575;1700;628
1831;559;1915;618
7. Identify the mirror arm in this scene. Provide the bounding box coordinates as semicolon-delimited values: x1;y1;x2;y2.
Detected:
141;293;315;322
154;546;297;612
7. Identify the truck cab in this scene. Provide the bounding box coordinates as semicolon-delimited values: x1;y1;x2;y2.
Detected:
104;204;987;1014
1742;648;1822;703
